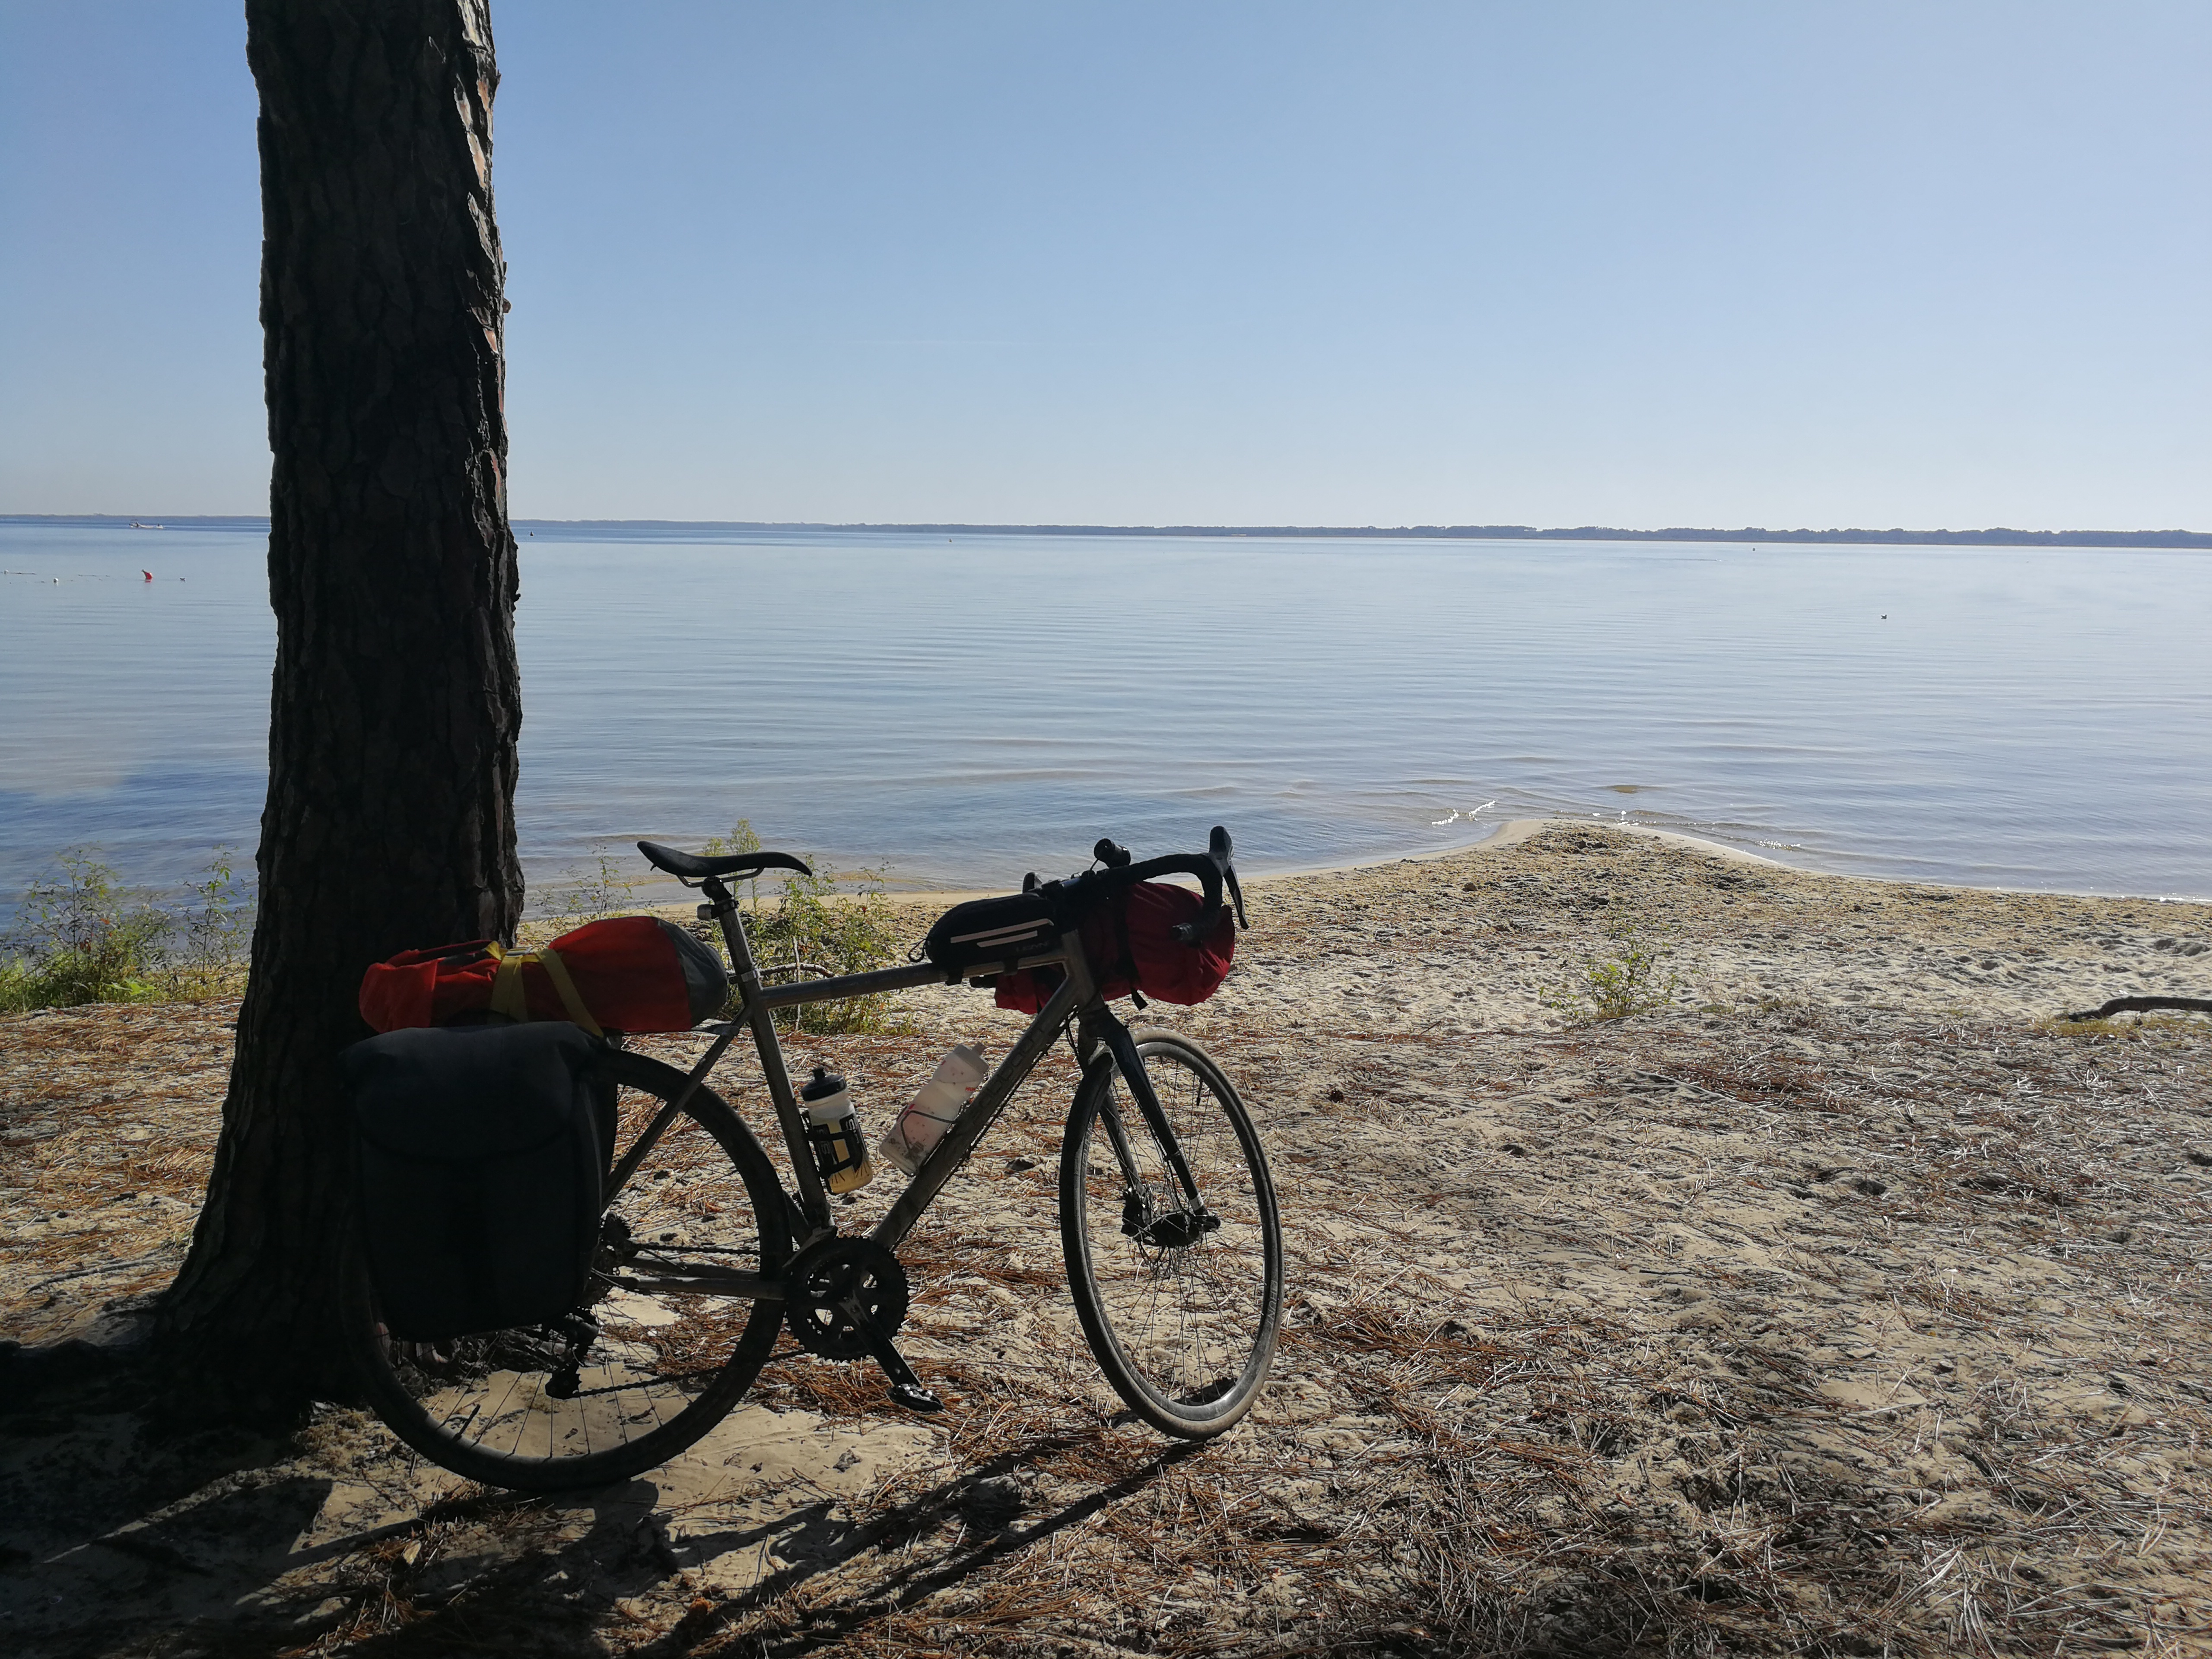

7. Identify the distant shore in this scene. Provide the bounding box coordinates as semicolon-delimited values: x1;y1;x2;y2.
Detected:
516;520;2212;549
8;513;2207;549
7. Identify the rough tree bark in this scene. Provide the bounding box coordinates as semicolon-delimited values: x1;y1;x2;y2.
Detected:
156;0;522;1412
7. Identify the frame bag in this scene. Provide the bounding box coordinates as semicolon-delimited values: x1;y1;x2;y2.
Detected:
340;1022;607;1342
922;890;1063;979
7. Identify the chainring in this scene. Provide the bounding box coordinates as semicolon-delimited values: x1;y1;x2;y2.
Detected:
783;1236;911;1361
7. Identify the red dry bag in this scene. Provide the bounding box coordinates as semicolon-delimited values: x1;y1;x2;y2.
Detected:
992;880;1235;1014
359;916;728;1035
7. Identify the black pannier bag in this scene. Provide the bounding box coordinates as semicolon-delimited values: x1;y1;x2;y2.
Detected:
340;1022;607;1343
923;890;1062;979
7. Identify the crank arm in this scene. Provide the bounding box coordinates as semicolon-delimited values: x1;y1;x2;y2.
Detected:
852;1313;942;1413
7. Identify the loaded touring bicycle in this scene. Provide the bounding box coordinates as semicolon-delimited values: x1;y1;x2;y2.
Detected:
341;828;1284;1490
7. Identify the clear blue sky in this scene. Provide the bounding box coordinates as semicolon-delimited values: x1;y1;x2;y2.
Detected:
3;2;2206;528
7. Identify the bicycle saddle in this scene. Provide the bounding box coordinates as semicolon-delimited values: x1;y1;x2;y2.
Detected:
637;840;813;881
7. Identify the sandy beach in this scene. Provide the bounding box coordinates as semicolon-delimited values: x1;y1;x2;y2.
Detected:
4;821;2211;1656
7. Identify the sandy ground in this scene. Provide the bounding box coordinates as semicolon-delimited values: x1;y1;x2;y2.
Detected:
4;821;2212;1656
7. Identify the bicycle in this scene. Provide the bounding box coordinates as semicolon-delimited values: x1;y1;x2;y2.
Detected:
342;827;1283;1491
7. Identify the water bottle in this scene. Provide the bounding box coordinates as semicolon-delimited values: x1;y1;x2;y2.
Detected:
800;1065;874;1194
877;1045;988;1176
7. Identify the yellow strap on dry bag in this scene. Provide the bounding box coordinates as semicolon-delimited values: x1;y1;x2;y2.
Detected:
536;947;604;1038
487;943;529;1024
484;943;604;1038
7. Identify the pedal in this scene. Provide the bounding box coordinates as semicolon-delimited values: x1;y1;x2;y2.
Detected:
860;1324;943;1413
888;1381;944;1414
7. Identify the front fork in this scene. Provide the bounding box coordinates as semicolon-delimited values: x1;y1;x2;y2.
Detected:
1079;1011;1217;1242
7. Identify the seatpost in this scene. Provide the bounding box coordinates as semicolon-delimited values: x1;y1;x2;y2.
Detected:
704;871;834;1231
700;874;744;965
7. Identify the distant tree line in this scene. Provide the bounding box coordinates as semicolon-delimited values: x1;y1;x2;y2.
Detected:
21;515;2206;549
517;520;2212;549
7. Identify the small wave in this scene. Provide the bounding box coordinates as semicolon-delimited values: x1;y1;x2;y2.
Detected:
1432;800;1498;826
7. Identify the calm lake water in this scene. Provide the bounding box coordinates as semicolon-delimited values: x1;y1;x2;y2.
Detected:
3;517;2208;920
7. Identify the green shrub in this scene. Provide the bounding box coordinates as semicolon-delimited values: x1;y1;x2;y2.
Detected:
695;823;908;1035
1;851;171;1010
1541;917;1686;1023
0;848;255;1012
747;863;911;1035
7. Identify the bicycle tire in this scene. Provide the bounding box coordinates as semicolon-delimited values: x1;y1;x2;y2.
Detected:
343;1048;792;1491
1058;1029;1282;1438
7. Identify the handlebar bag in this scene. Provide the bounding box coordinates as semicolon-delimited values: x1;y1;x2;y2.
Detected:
340;1022;607;1342
922;890;1063;978
993;880;1235;1014
359;916;727;1035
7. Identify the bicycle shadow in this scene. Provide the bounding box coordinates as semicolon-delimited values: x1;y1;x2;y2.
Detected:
2;1343;1208;1658
648;1434;1213;1656
232;1424;1207;1659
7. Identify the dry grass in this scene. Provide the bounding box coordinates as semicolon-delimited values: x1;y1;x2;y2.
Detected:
7;829;2212;1656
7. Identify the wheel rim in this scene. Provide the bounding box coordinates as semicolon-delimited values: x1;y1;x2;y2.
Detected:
1071;1042;1277;1426
356;1060;781;1481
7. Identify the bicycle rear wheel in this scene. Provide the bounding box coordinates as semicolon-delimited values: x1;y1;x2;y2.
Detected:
1059;1030;1282;1437
343;1048;791;1491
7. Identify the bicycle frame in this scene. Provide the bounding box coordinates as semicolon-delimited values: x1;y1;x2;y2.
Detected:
607;871;1165;1292
347;845;1274;1482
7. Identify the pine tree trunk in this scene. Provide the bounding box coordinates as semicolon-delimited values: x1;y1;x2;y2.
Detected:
156;0;522;1413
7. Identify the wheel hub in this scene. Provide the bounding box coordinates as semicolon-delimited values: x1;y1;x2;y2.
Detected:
784;1237;910;1360
1131;1208;1219;1250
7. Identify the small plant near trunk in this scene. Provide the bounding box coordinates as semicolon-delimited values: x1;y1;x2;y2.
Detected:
166;847;251;995
537;840;640;931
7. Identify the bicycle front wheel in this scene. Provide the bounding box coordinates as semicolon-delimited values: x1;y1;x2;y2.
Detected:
343;1048;791;1491
1059;1030;1282;1438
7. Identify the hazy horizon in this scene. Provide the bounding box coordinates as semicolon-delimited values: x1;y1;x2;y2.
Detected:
7;514;2206;543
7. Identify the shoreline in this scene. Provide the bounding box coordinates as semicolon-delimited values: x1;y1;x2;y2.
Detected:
798;816;2192;913
650;819;1748;916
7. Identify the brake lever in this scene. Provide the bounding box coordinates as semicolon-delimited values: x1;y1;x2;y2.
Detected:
1206;824;1248;930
